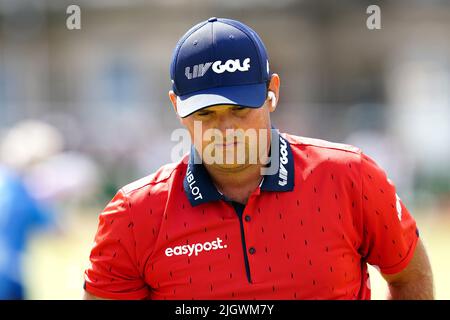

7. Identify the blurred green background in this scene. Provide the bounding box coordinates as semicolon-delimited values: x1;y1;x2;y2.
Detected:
1;0;449;299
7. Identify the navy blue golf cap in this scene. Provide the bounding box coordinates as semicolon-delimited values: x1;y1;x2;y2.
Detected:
170;17;271;118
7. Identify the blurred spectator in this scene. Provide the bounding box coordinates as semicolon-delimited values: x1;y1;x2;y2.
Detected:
0;119;101;299
0;120;61;299
1;119;101;205
0;165;54;299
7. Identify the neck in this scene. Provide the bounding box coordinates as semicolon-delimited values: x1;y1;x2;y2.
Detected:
204;163;263;204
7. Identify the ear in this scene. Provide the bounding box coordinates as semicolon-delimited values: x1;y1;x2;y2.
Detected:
267;74;280;113
168;90;178;113
268;91;277;109
168;91;184;124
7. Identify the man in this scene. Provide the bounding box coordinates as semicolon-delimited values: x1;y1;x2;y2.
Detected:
83;17;433;300
0;165;54;299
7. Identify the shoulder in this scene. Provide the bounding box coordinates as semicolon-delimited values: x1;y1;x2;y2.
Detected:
100;156;188;250
106;155;188;222
284;133;361;154
283;132;362;165
121;155;188;200
283;132;390;184
100;157;187;220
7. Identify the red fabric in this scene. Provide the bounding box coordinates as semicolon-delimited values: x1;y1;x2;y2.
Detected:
84;133;418;299
358;153;419;275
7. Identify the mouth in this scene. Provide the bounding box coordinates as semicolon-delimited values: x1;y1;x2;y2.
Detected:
215;141;241;148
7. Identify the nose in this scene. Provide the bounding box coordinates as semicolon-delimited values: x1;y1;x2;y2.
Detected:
215;112;236;135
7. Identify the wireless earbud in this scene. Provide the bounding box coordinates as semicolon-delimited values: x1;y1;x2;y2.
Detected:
268;91;277;109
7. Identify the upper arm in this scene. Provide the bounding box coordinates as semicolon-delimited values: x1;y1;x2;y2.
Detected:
381;238;434;299
359;152;419;274
357;153;433;298
83;290;109;300
84;189;150;300
381;238;433;286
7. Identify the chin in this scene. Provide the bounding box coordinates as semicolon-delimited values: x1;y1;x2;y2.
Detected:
213;163;250;172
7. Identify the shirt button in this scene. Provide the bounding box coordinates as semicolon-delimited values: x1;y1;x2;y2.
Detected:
248;247;256;255
244;215;251;222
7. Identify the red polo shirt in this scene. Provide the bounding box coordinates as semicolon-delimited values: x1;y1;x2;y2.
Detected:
84;130;419;299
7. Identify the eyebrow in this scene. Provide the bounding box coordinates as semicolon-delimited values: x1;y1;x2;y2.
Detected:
197;105;244;113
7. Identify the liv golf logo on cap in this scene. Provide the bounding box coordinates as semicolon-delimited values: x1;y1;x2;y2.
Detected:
170;17;270;118
185;58;251;79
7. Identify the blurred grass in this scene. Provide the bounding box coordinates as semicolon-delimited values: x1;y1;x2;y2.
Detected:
23;208;450;300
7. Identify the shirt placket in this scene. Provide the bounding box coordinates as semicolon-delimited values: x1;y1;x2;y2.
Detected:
228;187;261;284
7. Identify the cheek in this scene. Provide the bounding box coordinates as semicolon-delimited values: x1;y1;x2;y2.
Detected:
183;120;218;153
242;109;271;146
242;108;270;131
180;119;199;145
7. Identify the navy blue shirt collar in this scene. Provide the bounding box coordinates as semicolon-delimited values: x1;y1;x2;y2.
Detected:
183;128;295;207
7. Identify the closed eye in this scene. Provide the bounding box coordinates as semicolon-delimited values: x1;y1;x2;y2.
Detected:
196;110;213;116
